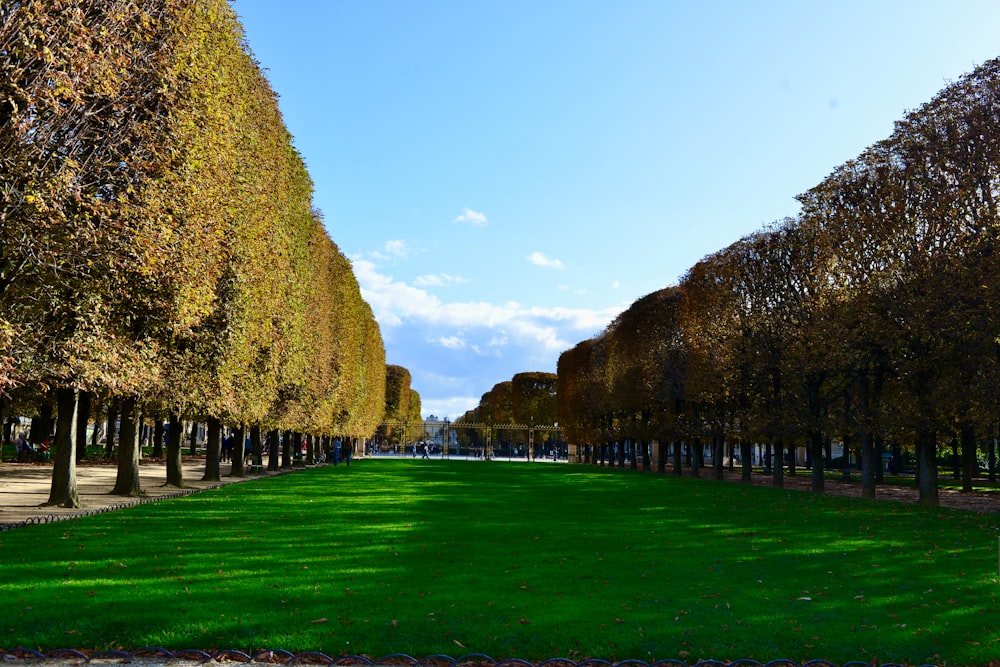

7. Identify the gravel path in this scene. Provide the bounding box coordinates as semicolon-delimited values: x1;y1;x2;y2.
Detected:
0;457;291;529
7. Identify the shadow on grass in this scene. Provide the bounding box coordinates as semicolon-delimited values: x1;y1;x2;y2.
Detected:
1;460;999;665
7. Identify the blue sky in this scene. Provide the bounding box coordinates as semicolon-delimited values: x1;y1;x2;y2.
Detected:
231;0;1000;420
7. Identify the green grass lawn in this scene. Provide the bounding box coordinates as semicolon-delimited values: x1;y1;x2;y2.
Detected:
2;460;999;665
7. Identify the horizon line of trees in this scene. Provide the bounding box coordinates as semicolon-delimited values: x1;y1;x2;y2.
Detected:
376;364;423;446
557;57;1000;506
453;371;558;456
0;0;390;506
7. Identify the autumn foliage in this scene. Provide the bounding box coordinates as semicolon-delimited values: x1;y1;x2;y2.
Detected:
0;0;386;504
558;58;1000;506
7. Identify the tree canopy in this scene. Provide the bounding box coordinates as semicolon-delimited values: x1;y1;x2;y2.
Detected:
557;57;1000;505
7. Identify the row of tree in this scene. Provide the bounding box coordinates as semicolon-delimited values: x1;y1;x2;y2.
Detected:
453;372;558;453
557;57;1000;506
0;1;387;506
377;364;423;445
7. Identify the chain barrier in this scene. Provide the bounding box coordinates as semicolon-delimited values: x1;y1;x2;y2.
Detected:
0;649;938;667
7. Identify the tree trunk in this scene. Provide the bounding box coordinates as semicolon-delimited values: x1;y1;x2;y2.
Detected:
112;396;142;496
740;439;752;483
772;438;784;489
267;429;280;471
89;410;101;453
44;388;80;508
860;430;877;500
857;375;876;500
1;399;11;449
990;434;997;483
75;391;91;463
960;422;976;493
656;439;666;473
630;440;638;470
165;412;184;487
152;418;164;458
282;430;292;468
306;434;316;465
251;424;263;468
230;425;246;477
950;437;961;479
104;402;118;460
712;435;724;480
873;435;884;483
808;429;824;493
787;440;796;477
916;429;939;506
691;438;702;478
188;421;199;456
202;417;221;482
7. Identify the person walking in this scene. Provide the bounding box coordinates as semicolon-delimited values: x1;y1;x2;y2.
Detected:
333;437;342;466
343;439;352;466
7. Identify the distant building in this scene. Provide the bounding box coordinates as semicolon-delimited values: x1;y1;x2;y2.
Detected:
423;416;452;446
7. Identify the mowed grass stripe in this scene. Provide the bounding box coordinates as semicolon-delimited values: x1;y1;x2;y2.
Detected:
2;459;999;664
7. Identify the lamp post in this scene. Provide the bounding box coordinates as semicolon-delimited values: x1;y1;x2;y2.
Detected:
529;417;534;462
444;418;450;459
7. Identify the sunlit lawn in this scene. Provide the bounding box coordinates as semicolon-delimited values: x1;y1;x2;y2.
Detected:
2;459;999;665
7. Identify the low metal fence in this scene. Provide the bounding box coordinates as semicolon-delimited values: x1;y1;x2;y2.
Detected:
0;649;939;667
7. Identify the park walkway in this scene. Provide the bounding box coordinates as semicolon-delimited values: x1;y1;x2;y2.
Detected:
0;458;290;529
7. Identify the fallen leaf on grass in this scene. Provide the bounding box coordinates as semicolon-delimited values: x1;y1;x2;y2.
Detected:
310;618;328;624
453;640;466;648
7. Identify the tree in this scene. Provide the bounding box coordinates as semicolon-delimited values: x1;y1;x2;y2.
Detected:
512;372;557;457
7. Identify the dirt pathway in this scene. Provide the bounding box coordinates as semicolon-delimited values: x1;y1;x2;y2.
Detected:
0;458;286;529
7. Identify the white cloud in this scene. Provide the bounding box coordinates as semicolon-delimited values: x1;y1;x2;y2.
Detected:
384;240;407;256
421;396;483;421
436;335;467;350
354;258;620;346
528;251;565;269
352;257;625;418
369;239;415;262
454;207;488;226
488;332;509;348
414;273;470;288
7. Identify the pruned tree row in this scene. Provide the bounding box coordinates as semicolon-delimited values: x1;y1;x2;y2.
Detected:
558;57;1000;506
453;372;558;457
0;0;386;505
